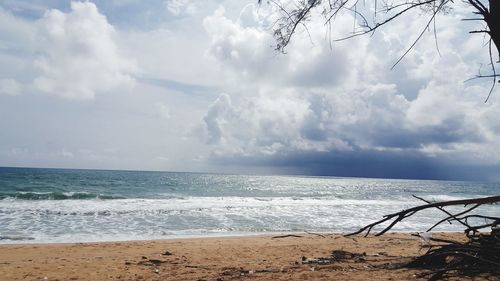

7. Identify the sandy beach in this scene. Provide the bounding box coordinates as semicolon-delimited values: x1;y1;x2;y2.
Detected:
0;232;486;281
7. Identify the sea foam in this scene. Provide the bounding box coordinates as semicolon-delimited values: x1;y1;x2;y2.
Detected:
0;168;498;243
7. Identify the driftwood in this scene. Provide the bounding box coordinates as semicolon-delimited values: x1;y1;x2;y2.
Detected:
302;250;366;265
407;232;500;280
271;234;303;239
347;195;500;280
347;195;500;237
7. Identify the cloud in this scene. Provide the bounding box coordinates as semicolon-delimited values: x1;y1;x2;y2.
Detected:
1;1;500;179
33;2;138;100
0;79;21;95
200;86;409;158
155;103;171;120
0;7;36;87
203;5;362;89
199;90;342;157
165;0;197;16
200;93;234;145
197;3;500;179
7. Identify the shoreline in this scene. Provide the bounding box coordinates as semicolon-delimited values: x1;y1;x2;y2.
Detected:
0;230;467;246
0;231;310;246
0;232;478;281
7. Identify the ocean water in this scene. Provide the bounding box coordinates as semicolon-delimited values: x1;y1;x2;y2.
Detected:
0;167;498;244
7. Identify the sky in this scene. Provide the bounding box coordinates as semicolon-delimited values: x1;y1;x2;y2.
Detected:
0;0;499;181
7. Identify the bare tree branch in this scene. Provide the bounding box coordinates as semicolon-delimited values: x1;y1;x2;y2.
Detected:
345;195;500;237
259;0;500;94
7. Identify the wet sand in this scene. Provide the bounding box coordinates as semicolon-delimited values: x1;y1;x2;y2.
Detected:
0;232;479;280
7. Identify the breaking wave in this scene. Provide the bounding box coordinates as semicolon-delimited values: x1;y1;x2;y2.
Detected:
0;192;125;201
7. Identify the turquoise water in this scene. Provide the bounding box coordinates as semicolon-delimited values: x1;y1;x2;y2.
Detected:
0;167;498;243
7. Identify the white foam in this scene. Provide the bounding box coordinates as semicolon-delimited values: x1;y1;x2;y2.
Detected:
1;196;498;244
0;196;415;213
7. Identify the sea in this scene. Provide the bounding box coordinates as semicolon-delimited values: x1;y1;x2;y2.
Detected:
0;167;498;244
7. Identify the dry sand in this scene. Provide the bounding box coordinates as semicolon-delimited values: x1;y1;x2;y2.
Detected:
0;232;491;281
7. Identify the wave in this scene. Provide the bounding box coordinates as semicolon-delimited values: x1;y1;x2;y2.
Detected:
0;196;418;216
2;196;498;244
0;192;125;201
0;235;35;241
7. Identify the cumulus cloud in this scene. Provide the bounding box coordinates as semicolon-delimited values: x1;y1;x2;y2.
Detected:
0;7;36;89
198;3;500;178
33;2;138;100
1;1;499;179
202;93;233;144
200;86;409;158
200;91;341;155
203;5;364;88
165;0;196;16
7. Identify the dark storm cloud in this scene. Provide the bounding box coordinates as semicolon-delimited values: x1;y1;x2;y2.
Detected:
211;149;500;181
